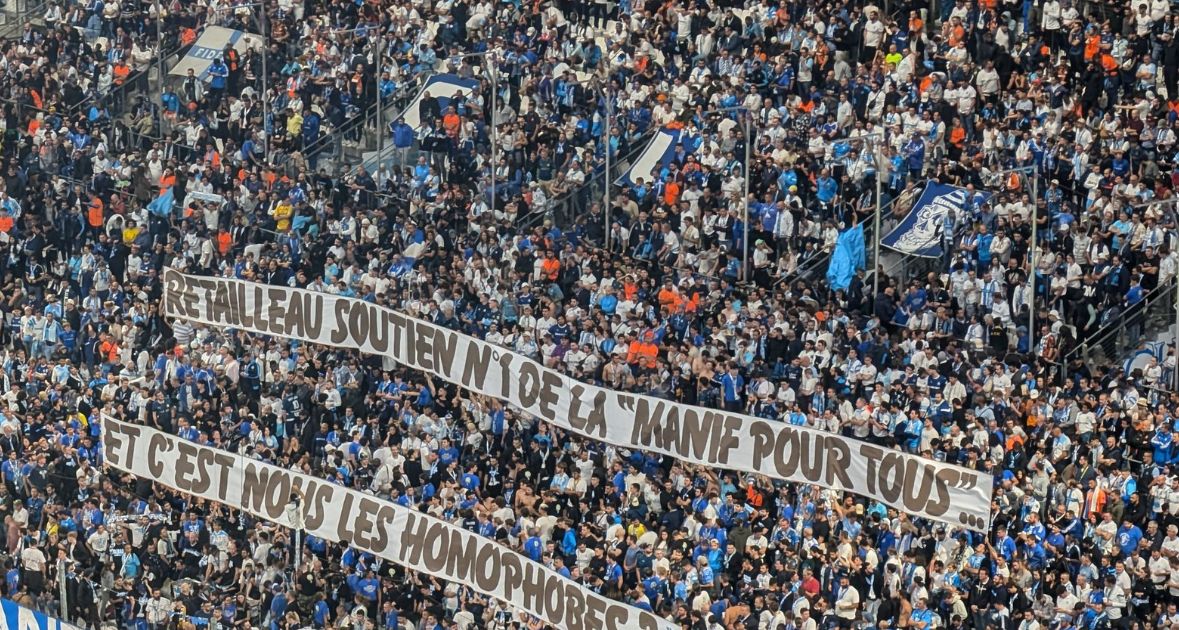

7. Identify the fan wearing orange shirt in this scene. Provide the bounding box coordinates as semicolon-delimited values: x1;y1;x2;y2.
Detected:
442;105;462;138
540;250;561;283
656;278;683;312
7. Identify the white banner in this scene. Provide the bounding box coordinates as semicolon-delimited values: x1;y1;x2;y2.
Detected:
101;416;673;630
161;268;993;531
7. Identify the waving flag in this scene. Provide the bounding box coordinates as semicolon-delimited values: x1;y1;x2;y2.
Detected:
826;223;865;291
148;188;175;218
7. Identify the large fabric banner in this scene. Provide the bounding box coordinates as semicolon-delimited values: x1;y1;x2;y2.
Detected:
101;416;672;630
399;74;482;132
162;268;994;531
168;26;264;80
615;128;682;187
881;182;993;258
0;599;80;630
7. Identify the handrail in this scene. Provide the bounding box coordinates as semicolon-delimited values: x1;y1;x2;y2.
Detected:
773;191;902;290
520;129;656;232
1064;278;1178;366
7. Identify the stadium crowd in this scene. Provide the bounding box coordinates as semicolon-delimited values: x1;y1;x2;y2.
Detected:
0;0;1177;629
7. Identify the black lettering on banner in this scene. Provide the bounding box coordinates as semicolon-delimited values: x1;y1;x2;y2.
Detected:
461;339;494;390
337;493;356;546
196;279;218;321
715;415;742;465
707;411;728;463
584;590;606;630
517;361;540;409
331;300;350;345
501;552;523;603
604;603;628;630
363;499;393;553
823;436;854;491
876;450;904;504
225;279;240;325
349;302;370;348
251;285;268;331
180;277;201;321
390;312;405;359
433;329;459;379
630;399;665;451
569;386;608;439
474;542;499;592
397;512;430;566
147;432;172;478
537;369;562;420
520;563;545;618
404;316;417;367
425;521;449;573
266;288;287;336
564;587;586;630
264;468;290;520
926;468;956;517
638;611;662;630
369;304;390;353
497;352;513;399
798;430;824;483
902;461;938;515
860;444;884;495
162;270;184;319
291;476;331;530
212;453;235;500
213;282;232;326
543;574;565;626
371;504;395;554
241;463;272;516
286;288;304;339
103;421;128;466
443;528;480;585
415;323;435;373
348;496;382;551
773;426;803;478
305;294;324;339
235;285;253;329
749;423;773;473
174;441;199;491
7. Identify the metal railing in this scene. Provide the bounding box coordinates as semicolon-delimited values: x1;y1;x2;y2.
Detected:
773;190;902;290
1062;279;1178;375
521;129;655;233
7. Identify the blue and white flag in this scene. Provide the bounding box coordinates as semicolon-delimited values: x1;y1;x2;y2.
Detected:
881;182;993;258
0;599;82;630
826;223;865;291
615;128;684;186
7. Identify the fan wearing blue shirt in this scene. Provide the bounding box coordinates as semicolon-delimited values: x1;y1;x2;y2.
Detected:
1116;520;1142;556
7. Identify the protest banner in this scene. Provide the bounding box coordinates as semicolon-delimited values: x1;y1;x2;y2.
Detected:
0;598;81;630
101;416;674;630
162;268;994;531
